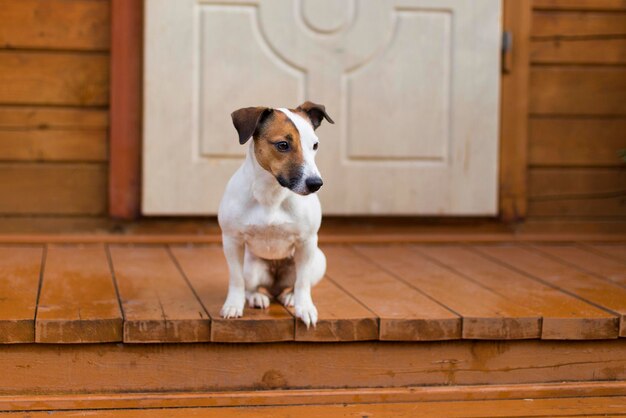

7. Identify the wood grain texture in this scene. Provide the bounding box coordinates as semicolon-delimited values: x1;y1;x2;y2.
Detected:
533;0;626;10
326;245;461;341
1;340;625;393
532;11;626;37
530;67;626;115
587;244;626;261
475;245;626;337
109;0;142;219
0;246;42;343
0;51;109;106
0;163;107;215
531;37;626;64
0;0;110;50
36;245;122;343
529;118;626;166
4;381;626;412
528;168;626;217
0;107;108;129
534;244;626;287
290;278;379;342
419;245;618;339
500;0;532;222
170;245;294;343
0;129;107;162
1;397;625;417
109;245;211;343
357;245;540;339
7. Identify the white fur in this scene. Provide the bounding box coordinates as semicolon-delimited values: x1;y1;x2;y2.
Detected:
218;108;325;328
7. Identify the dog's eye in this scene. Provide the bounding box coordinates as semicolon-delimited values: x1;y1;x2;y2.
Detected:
275;141;290;152
313;143;319;151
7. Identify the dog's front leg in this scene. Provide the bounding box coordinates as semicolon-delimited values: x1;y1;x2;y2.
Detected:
293;239;320;328
220;235;246;318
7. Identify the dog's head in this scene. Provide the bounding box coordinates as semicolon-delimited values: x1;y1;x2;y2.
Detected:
231;101;334;195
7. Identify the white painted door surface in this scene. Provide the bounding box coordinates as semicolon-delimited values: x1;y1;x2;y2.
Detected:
143;0;501;215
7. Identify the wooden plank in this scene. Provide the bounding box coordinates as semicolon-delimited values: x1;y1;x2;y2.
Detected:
0;107;108;129
530;67;626;115
0;0;109;50
532;11;626;37
529;168;626;197
109;0;142;219
533;0;626;10
587;244;626;261
531;38;626;64
1;397;625;417
475;245;626;337
36;245;122;343
1;340;625;393
0;51;109;106
4;381;626;412
0;246;42;343
170;245;294;343
529;118;626;166
108;245;211;343
0;129;107;162
528;168;626;217
534;244;626;287
419;245;618;339
326;245;461;341
290;279;379;342
0;163;107;215
500;0;531;222
355;245;539;339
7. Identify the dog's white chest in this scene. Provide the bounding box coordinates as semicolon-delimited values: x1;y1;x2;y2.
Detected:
242;207;300;260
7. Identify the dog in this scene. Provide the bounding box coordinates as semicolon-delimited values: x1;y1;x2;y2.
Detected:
218;101;334;328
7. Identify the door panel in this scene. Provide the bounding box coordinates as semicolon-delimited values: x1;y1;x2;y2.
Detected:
143;0;501;215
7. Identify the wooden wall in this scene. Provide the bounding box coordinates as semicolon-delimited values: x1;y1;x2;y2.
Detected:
0;0;110;229
527;0;626;221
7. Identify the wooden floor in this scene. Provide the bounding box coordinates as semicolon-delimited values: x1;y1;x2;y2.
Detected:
1;241;625;344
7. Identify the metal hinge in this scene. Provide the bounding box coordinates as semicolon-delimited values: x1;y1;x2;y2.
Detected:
502;30;513;74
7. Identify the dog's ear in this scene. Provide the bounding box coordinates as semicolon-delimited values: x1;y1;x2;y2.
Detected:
231;107;273;145
296;101;334;130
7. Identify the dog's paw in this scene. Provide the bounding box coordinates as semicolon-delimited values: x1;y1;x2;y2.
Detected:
220;303;244;319
246;291;270;309
295;302;318;329
278;291;295;307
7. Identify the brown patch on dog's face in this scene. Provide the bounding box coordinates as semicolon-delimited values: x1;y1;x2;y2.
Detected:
253;111;304;189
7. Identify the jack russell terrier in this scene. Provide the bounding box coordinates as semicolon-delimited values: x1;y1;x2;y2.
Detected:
218;102;334;328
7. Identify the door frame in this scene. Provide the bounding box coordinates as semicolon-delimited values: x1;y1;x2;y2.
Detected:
108;0;530;221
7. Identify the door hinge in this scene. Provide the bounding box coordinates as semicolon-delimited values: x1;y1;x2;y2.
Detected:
502;30;513;74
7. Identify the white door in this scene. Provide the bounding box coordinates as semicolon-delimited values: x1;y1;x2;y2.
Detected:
143;0;501;215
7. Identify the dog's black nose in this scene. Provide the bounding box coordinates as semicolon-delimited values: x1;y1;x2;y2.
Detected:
305;176;323;193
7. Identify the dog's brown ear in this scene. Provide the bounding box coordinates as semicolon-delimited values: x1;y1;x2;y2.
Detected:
296;101;334;130
231;107;273;144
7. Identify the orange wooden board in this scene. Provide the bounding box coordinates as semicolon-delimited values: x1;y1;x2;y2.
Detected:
170;245;294;343
289;278;379;342
36;245;122;343
587;244;626;262
326;245;461;341
357;245;540;339
3;381;626;412
1;396;625;417
534;244;626;288
108;245;210;343
475;245;626;337
419;245;618;339
2;340;625;393
0;245;42;343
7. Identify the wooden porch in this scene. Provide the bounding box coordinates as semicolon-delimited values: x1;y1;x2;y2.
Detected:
1;234;626;416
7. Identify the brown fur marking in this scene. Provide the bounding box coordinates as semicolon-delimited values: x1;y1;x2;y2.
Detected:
254;111;304;185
